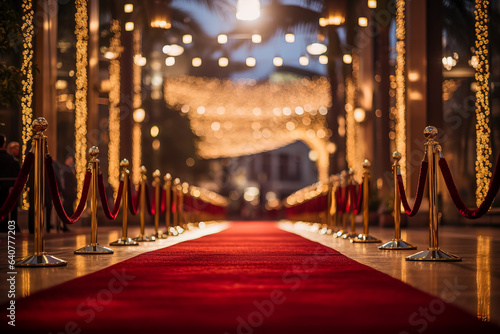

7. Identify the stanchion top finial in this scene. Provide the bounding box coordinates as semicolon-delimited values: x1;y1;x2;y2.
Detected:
348;168;355;176
363;159;371;168
32;117;48;133
89;146;99;158
120;159;129;168
173;178;181;185
424;126;438;140
140;165;147;175
392;151;402;161
153;169;161;178
164;173;172;181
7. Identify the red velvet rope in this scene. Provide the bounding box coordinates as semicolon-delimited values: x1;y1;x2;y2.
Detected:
45;155;91;225
144;183;155;216
350;183;363;215
396;160;428;217
0;152;35;221
439;154;500;219
128;180;140;216
160;189;166;215
98;173;123;220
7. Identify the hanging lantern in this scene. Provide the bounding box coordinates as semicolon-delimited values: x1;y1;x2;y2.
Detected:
149;0;171;29
319;0;347;26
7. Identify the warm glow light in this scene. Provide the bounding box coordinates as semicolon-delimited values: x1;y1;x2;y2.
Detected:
162;44;184;56
306;42;327;55
308;150;319;161
368;0;377;9
251;34;262;43
343;54;352;64
218;34;228;44
150;20;171;29
272;57;282;67
395;0;407;186
133;108;145;123
124;4;133;13
182;34;192;44
236;0;260;20
150;125;159;137
125;22;134;31
358;17;368;27
192;57;202;67
165;57;175;66
285;33;295;43
104;51;117;60
152;139;160;150
108;20;121;193
319;55;328;64
218;57;229;67
246;57;256;67
133;54;147;66
354;108;366;122
299;56;309;66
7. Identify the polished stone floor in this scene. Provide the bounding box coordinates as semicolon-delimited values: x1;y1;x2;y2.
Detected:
0;220;499;326
280;221;500;325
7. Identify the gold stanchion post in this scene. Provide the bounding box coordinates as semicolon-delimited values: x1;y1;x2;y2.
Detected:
134;166;155;242
352;159;381;243
75;147;113;254
164;173;173;236
17;118;67;267
153;169;167;239
406;126;461;261
379;151;416;250
342;169;358;239
110;159;138;246
172;178;182;234
335;170;348;238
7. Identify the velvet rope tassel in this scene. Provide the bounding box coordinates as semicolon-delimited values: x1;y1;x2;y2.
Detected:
128;179;141;216
98;174;123;220
396;161;428;217
45;154;91;225
0;152;35;221
439;154;500;219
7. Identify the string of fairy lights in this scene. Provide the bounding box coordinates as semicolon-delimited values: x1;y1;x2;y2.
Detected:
108;20;121;193
474;0;492;206
132;29;143;186
164;76;333;181
395;0;407;187
74;0;88;200
21;0;34;210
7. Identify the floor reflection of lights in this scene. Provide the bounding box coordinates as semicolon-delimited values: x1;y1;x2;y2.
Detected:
0;222;228;304
281;221;500;325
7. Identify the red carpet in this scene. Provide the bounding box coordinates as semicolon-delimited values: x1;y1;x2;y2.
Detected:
4;222;498;333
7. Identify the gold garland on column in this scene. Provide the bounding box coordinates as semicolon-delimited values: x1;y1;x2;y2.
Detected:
132;29;143;186
108;20;121;192
74;0;88;199
21;0;34;210
474;0;492;206
395;0;407;186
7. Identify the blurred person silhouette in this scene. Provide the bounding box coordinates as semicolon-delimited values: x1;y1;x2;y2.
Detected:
7;141;20;162
0;134;20;232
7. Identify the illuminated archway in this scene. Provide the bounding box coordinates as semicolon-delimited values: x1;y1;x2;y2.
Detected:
164;76;333;181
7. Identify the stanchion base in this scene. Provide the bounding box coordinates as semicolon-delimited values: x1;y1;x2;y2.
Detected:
334;230;345;238
110;237;139;246
351;234;381;243
154;232;168;239
74;244;114;254
341;232;357;239
379;239;416;250
406;248;462;261
133;235;156;242
15;254;67;267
